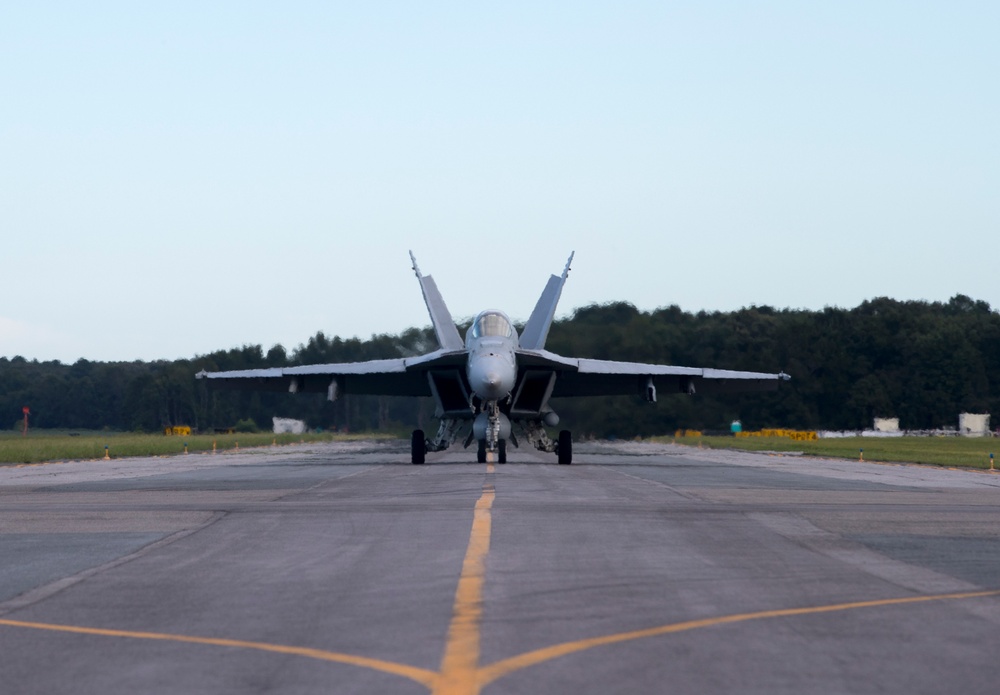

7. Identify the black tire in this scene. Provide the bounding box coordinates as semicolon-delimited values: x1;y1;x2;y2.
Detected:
498;439;507;464
557;430;572;465
411;429;425;465
477;440;487;464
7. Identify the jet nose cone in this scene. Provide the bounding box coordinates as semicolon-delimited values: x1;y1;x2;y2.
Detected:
477;371;504;399
469;355;515;401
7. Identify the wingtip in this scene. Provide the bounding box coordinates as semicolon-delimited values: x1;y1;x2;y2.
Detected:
409;250;420;276
563;251;575;278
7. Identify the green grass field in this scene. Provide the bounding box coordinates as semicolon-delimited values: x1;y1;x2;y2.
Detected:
652;434;1000;470
4;430;998;470
0;430;392;465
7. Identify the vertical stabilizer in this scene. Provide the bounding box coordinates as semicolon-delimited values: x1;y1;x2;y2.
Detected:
410;251;464;350
519;252;574;350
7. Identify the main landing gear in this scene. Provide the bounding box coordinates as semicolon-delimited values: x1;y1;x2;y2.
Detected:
557;430;572;465
413;424;570;465
522;421;572;465
411;429;425;464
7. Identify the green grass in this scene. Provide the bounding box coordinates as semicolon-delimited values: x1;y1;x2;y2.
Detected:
0;430;393;465
8;429;996;470
651;434;1000;470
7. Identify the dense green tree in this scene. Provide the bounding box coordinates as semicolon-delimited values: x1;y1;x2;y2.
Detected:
4;296;1000;437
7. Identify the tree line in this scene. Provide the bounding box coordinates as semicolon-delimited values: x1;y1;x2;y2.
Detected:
3;294;997;437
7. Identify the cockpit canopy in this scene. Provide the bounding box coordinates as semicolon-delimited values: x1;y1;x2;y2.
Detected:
467;311;515;344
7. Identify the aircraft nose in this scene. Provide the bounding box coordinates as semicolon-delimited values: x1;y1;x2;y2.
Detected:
477;370;504;399
469;355;514;401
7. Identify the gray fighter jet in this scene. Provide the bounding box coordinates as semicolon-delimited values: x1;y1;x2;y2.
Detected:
197;253;789;464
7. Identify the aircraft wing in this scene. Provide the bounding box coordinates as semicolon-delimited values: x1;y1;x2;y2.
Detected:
196;349;467;399
516;349;789;398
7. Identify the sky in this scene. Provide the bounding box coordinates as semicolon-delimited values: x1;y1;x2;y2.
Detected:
3;2;998;363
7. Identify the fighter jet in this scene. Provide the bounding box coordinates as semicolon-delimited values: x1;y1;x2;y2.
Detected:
196;253;789;464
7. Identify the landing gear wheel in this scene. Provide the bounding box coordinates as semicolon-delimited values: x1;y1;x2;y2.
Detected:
498;439;507;464
557;430;572;465
477;440;487;464
411;429;425;464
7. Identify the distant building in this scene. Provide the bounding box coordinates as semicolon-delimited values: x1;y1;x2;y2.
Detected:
873;418;900;433
959;413;990;437
273;417;307;435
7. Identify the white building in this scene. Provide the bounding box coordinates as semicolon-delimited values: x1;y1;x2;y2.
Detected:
959;413;990;437
873;418;900;433
273;417;307;435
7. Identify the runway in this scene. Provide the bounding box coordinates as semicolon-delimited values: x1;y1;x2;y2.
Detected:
3;440;1000;694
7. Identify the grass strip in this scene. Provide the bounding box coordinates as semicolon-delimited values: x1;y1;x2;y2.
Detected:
9;431;996;470
0;431;393;465
652;434;1000;470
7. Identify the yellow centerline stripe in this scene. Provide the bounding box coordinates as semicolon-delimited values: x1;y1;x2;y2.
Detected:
5;453;997;695
5;588;998;694
431;474;496;695
0;617;438;688
0;462;503;695
476;588;1000;686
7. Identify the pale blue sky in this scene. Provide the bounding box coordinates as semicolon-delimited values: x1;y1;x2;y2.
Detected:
3;2;997;362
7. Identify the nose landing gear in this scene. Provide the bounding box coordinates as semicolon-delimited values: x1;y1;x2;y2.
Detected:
477;438;507;463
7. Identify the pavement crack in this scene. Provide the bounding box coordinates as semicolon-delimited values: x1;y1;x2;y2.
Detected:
0;511;228;616
748;512;978;594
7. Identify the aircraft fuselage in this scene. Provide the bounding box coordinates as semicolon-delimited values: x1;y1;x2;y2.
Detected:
466;310;519;447
465;310;518;403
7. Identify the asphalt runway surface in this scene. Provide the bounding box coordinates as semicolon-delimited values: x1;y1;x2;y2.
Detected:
3;440;1000;694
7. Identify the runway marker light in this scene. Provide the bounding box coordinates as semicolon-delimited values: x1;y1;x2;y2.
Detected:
991;453;994;471
103;446;110;460
859;448;864;462
235;441;239;451
212;440;217;454
184;442;188;455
